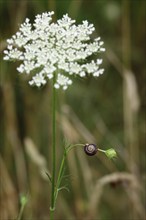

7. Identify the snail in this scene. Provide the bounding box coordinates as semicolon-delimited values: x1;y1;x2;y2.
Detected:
84;143;97;156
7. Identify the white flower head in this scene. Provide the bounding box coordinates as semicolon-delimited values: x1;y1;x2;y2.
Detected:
4;11;105;89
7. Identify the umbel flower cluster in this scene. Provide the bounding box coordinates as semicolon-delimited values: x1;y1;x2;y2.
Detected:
4;11;105;90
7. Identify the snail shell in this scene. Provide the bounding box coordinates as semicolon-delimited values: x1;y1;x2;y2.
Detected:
84;143;97;156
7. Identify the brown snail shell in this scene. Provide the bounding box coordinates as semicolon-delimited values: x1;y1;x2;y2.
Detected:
84;143;97;156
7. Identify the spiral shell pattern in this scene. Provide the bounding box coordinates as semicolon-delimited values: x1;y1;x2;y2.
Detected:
84;143;97;156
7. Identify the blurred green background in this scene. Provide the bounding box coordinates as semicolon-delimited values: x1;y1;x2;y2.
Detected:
0;0;145;220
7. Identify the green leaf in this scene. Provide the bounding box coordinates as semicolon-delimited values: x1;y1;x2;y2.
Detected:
45;172;52;183
57;186;70;193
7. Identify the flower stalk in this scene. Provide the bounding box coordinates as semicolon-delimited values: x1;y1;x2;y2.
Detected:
50;75;57;220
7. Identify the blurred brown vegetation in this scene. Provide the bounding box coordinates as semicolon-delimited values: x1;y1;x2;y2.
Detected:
0;0;146;220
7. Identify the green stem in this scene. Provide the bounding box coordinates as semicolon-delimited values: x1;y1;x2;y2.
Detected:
50;76;56;220
17;204;25;220
98;148;106;153
66;143;84;153
54;157;65;202
53;144;83;204
16;195;27;220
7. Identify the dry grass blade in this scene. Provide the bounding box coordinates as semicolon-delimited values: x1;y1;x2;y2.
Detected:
3;83;27;192
61;105;96;143
24;137;51;180
87;172;144;220
0;154;18;220
76;151;94;200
